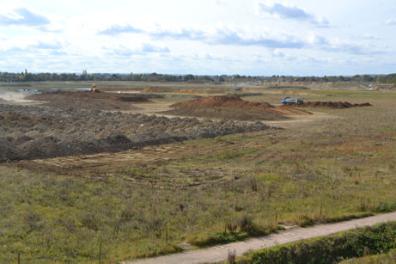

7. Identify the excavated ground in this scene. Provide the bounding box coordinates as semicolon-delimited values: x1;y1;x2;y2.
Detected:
0;104;269;161
301;101;372;108
28;91;163;110
165;95;311;121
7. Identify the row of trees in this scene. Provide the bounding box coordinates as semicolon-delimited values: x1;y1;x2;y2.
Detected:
0;71;392;83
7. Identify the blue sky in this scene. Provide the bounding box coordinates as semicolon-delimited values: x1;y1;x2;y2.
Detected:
0;0;395;75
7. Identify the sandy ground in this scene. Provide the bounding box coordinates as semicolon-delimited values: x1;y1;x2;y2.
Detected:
124;212;396;264
131;99;174;114
0;91;41;105
265;111;338;129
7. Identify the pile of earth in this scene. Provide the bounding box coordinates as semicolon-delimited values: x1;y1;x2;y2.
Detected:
165;95;310;121
0;104;269;161
302;101;372;108
28;91;163;110
144;87;175;93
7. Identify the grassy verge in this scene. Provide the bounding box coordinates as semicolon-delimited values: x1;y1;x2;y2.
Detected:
239;222;396;264
340;248;396;263
188;216;281;247
189;212;384;247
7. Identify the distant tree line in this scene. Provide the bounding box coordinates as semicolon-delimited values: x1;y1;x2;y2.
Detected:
379;73;396;84
0;71;394;83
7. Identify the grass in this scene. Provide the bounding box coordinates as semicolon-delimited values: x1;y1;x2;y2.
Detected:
1;88;396;262
188;215;281;247
340;248;396;263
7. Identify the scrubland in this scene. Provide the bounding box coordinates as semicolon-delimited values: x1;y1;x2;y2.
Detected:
0;86;395;263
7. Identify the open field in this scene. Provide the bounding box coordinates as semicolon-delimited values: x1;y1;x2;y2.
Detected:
0;82;396;263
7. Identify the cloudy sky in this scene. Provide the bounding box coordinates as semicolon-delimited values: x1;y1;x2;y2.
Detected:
0;0;395;75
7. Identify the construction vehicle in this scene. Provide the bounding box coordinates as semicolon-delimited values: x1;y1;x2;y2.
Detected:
281;97;304;105
90;83;98;93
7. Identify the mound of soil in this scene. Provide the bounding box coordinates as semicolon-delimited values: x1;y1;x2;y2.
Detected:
28;91;156;110
302;101;372;109
176;95;273;108
144;87;175;93
166;96;310;121
0;104;269;161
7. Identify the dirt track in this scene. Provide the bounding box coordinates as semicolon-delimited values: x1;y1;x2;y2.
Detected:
124;212;396;264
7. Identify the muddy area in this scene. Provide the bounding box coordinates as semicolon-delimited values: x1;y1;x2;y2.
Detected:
28;91;164;110
301;101;372;108
0;104;269;161
165;95;310;121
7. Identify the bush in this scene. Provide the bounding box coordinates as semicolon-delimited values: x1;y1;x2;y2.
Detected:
340;248;396;263
191;216;277;247
246;222;396;264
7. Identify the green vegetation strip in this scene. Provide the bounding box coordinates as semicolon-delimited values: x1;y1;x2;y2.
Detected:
189;215;281;247
239;222;396;264
340;248;396;263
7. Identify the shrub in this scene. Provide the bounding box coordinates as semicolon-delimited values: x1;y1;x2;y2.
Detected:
191;216;275;247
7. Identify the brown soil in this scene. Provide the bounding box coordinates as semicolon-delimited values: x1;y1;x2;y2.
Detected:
0;104;269;161
143;87;175;93
165;96;311;121
28;91;160;110
302;101;372;108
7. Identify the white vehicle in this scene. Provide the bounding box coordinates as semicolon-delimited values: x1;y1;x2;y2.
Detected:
281;97;304;105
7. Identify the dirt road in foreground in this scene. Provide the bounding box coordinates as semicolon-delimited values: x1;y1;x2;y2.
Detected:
124;212;396;264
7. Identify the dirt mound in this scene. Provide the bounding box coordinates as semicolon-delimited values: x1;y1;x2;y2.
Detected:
174;95;272;109
28;91;154;110
0;138;18;161
144;87;175;93
166;96;309;121
0;104;269;161
276;105;313;115
302;101;372;109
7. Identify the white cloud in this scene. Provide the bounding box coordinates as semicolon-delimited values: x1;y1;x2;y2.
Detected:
0;0;394;75
385;18;396;26
98;25;143;35
259;2;329;27
0;8;49;26
107;44;170;57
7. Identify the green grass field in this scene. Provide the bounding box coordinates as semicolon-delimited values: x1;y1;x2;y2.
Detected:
1;87;396;263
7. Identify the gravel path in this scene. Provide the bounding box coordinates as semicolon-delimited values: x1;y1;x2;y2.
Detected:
124;212;396;264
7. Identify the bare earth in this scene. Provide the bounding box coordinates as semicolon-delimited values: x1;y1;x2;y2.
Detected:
265;111;338;129
124;212;396;264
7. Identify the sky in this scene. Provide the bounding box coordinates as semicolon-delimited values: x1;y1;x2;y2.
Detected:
0;0;395;75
